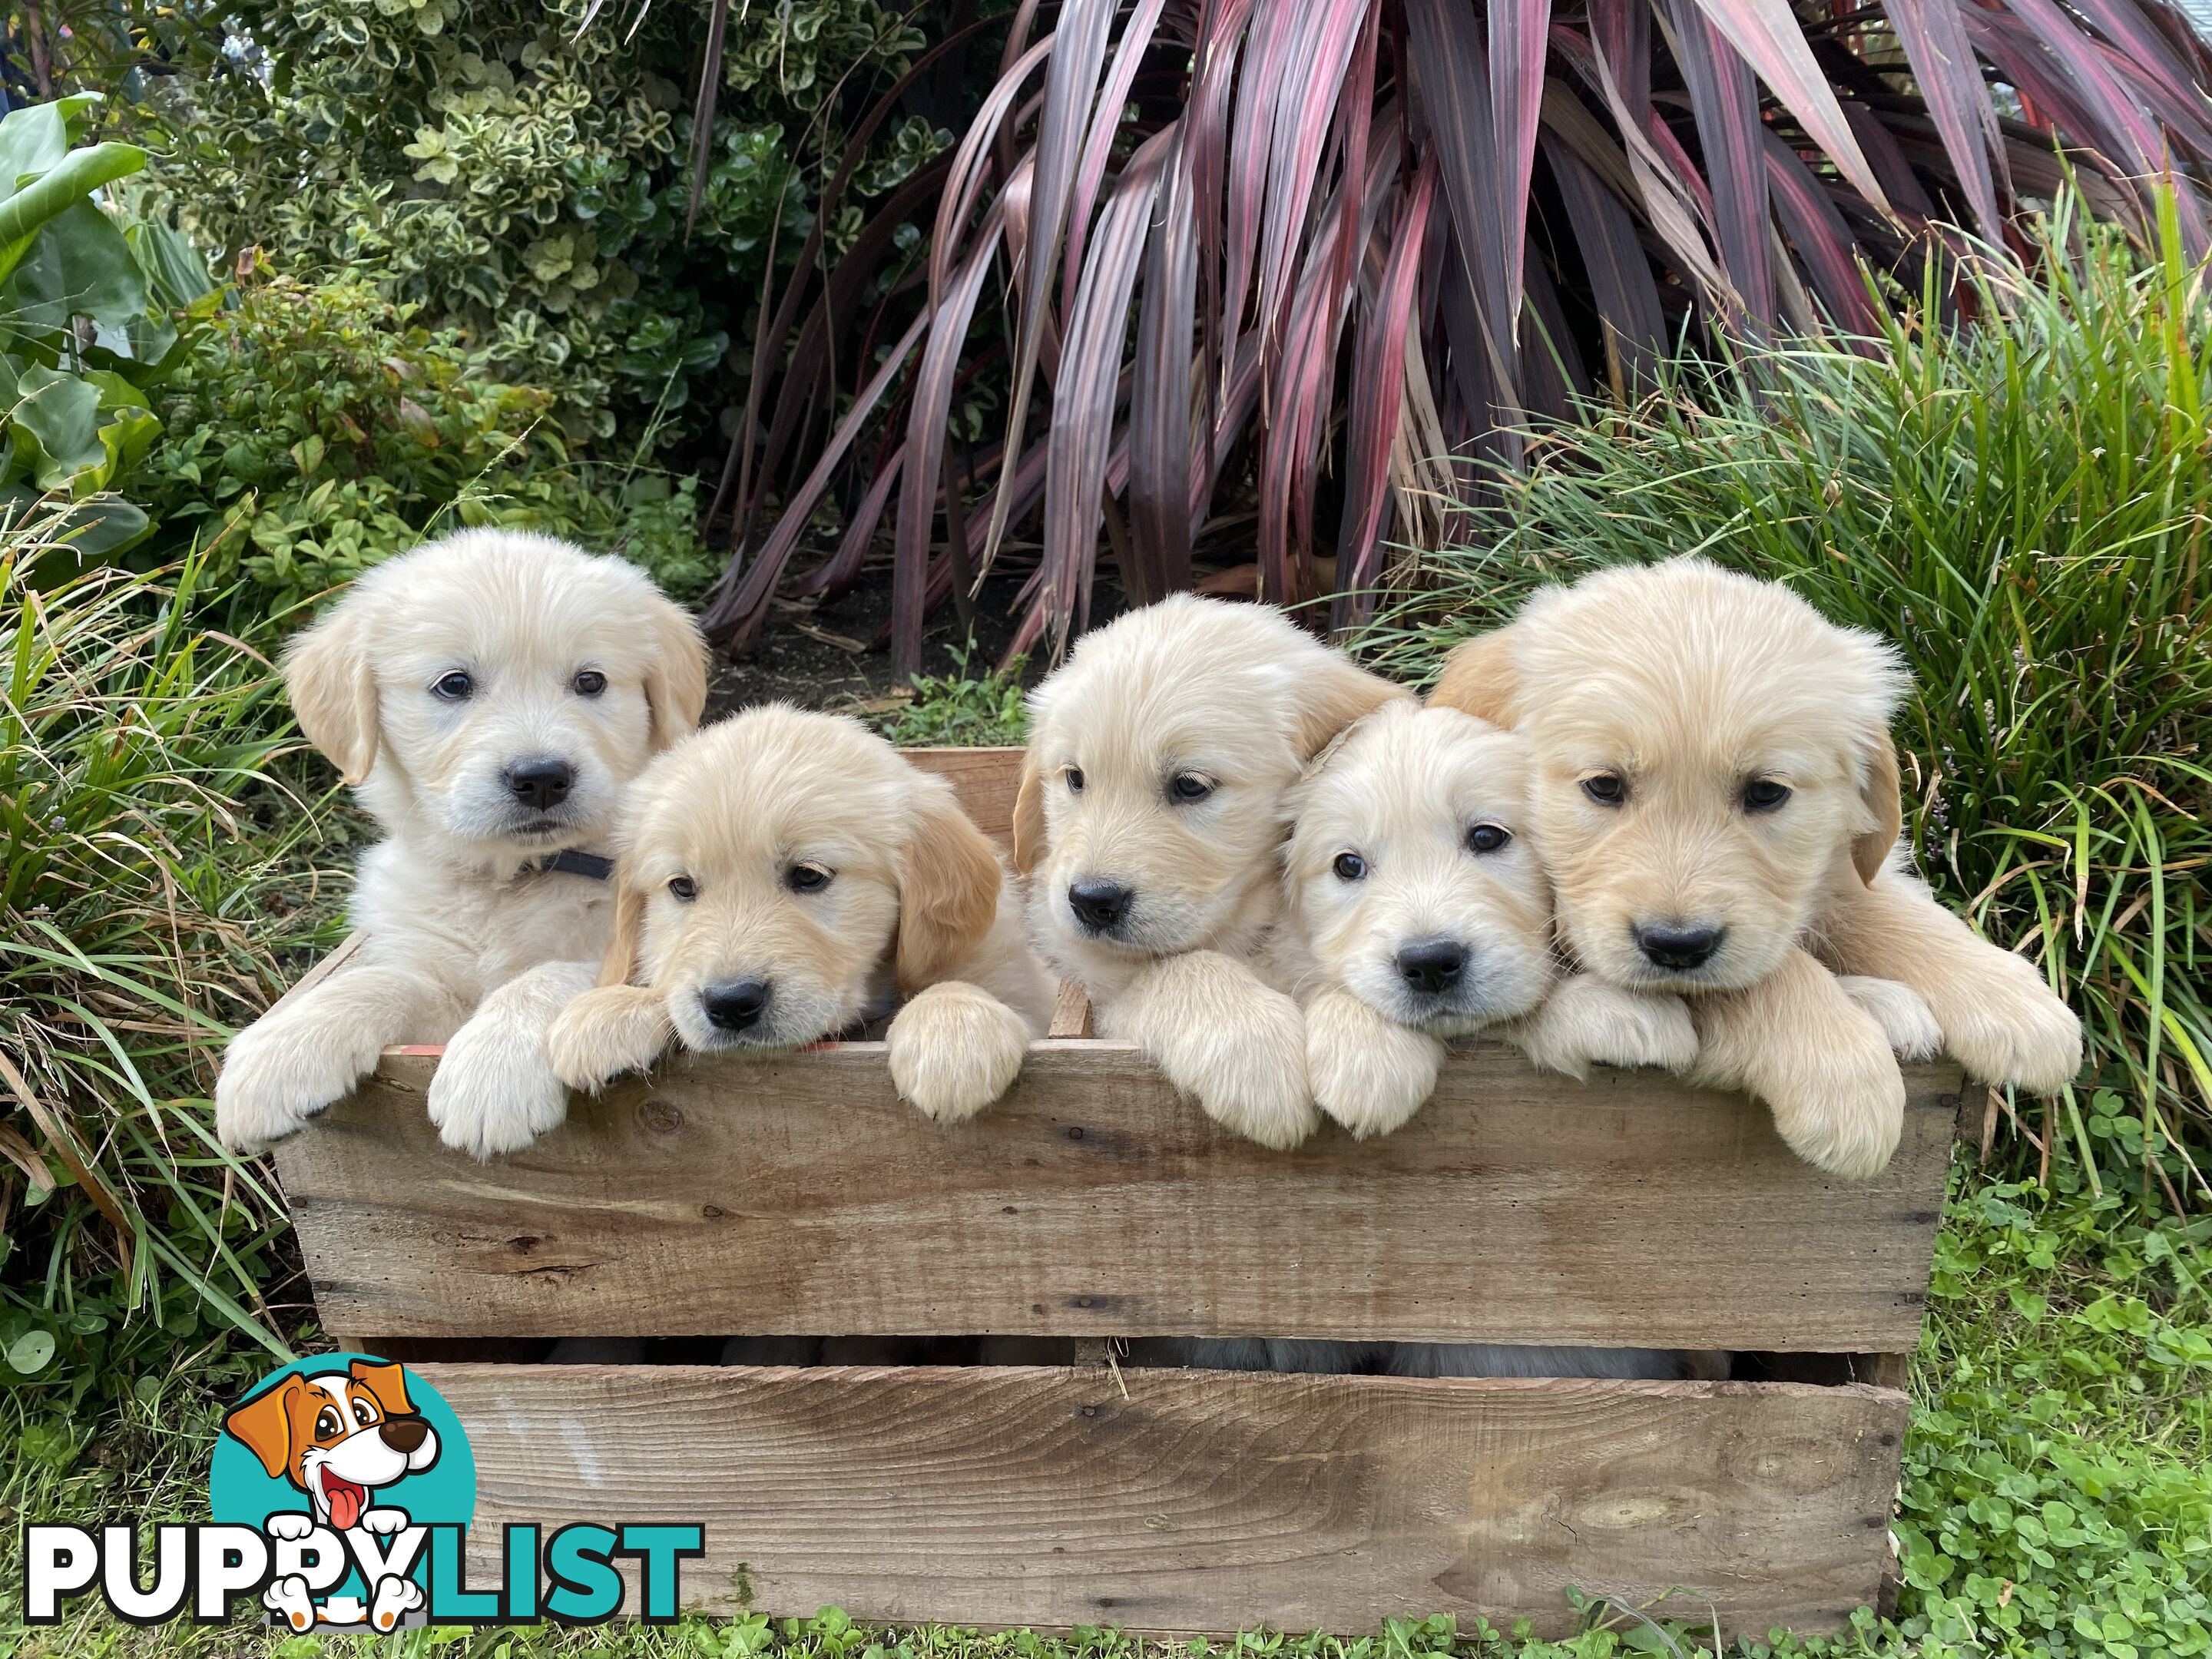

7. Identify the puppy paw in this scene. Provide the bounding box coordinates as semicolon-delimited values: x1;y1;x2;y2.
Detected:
548;988;674;1093
1515;975;1697;1077
429;1011;569;1160
263;1511;316;1541
1160;991;1319;1149
1305;988;1443;1139
1760;1008;1906;1181
358;1507;409;1536
215;1016;376;1153
1936;955;2084;1093
1838;976;1942;1060
369;1574;426;1632
886;982;1031;1122
263;1572;316;1631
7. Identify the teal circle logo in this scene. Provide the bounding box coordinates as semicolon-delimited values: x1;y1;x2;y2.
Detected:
210;1354;476;1632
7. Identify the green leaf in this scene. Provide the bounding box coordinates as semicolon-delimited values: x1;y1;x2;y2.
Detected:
5;194;149;336
5;1328;55;1375
9;363;109;489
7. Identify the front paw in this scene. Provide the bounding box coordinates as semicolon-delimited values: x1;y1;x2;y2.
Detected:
1157;988;1319;1150
548;988;672;1093
1938;955;2084;1093
359;1507;409;1536
263;1573;315;1632
1306;990;1443;1139
369;1574;426;1631
429;1013;569;1160
215;1017;374;1153
1839;976;1942;1060
886;982;1031;1122
1759;1009;1905;1181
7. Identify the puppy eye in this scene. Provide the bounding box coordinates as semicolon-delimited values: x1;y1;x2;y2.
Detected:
1170;773;1215;804
572;669;608;697
1581;773;1627;807
432;670;474;701
1743;778;1793;813
1333;852;1367;882
316;1408;342;1439
353;1399;376;1426
1065;767;1085;795
667;876;697;902
786;863;833;894
1466;823;1512;854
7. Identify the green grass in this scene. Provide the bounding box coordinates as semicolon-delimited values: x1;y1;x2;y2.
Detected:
873;643;1032;747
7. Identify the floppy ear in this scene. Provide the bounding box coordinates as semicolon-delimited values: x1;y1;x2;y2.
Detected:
896;780;1004;992
641;598;709;752
1853;730;1902;886
596;874;650;988
283;601;380;785
1011;750;1048;875
1289;654;1409;764
1426;626;1522;729
349;1358;416;1417
223;1378;301;1482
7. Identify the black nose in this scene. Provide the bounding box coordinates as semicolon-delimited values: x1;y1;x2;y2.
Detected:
378;1416;429;1454
1396;938;1469;995
505;757;573;811
1634;922;1726;972
1068;878;1133;933
700;979;771;1031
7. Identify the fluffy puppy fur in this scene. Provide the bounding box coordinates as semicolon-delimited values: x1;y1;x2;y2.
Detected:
1430;557;2080;1178
1266;701;1696;1138
548;706;1054;1121
216;530;706;1153
1014;594;1409;1147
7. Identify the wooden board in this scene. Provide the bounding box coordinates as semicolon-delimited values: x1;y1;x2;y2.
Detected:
904;747;1024;853
276;1043;1959;1350
422;1362;1908;1638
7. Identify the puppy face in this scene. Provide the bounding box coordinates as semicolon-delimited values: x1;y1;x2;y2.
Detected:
283;529;707;858
601;707;1003;1051
221;1360;439;1530
1014;594;1408;968
1286;704;1556;1028
1430;558;1903;994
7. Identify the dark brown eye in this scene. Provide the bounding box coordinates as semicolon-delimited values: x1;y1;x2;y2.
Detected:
1065;767;1084;794
432;670;474;701
1466;823;1511;854
316;1408;343;1439
1170;773;1215;803
667;876;697;901
1333;852;1366;881
1581;773;1627;807
786;863;832;893
572;669;608;697
353;1398;377;1426
1743;778;1793;813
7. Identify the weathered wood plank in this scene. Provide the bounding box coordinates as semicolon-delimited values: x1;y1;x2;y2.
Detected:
422;1363;1908;1637
275;1043;1959;1349
903;747;1024;852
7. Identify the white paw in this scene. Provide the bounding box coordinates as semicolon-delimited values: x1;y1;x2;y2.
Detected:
369;1573;426;1631
1161;988;1319;1150
1306;991;1443;1140
1762;1010;1906;1181
215;1016;375;1152
263;1510;315;1541
1839;976;1942;1060
886;983;1031;1122
548;990;671;1094
263;1573;315;1632
1574;984;1699;1072
429;1011;570;1160
358;1506;409;1536
1939;956;2084;1093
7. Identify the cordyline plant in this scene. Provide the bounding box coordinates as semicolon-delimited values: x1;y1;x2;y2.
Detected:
690;0;2212;672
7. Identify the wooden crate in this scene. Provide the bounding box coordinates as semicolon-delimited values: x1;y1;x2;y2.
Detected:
269;748;1964;1640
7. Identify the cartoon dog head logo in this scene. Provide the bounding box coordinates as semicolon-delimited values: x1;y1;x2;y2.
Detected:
222;1359;441;1532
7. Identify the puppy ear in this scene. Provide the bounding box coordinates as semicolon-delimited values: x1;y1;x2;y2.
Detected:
1426;627;1522;728
596;873;650;988
1011;750;1048;875
282;602;380;785
1853;730;1902;886
1290;655;1407;763
896;779;1003;992
641;597;709;752
223;1377;301;1482
349;1358;415;1418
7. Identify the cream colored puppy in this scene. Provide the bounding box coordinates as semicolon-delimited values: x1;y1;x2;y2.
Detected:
1013;595;1408;1148
215;531;706;1154
1431;557;2080;1179
548;707;1053;1119
1267;701;1697;1138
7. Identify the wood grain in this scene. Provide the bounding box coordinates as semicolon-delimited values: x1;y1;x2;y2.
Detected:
274;1041;1959;1349
904;746;1025;852
421;1362;1908;1637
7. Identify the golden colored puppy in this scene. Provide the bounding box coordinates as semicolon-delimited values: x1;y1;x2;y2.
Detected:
1013;594;1409;1147
548;707;1054;1121
216;530;706;1154
1431;557;2079;1178
1267;701;1697;1137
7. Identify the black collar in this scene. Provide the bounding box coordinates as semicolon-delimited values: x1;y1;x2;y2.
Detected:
530;849;615;881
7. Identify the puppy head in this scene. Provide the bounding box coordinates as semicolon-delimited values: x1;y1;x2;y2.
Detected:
1285;702;1556;1028
599;707;1004;1051
1015;594;1408;969
221;1360;439;1527
1433;558;1904;992
283;529;707;862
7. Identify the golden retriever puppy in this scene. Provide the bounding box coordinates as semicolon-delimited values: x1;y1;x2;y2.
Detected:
1013;594;1409;1147
214;531;706;1153
547;706;1054;1121
1266;701;1696;1138
1430;557;2080;1178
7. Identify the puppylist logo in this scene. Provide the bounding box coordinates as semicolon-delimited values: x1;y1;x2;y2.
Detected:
23;1354;704;1630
